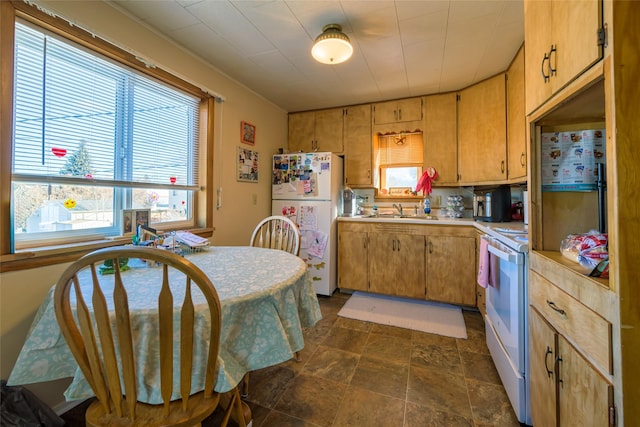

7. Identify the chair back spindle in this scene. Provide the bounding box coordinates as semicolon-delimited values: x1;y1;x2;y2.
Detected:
250;215;301;256
53;246;244;426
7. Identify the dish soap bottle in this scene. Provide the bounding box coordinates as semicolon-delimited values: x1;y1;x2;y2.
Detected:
423;198;431;215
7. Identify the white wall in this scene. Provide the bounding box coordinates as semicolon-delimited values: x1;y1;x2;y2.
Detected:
1;0;287;409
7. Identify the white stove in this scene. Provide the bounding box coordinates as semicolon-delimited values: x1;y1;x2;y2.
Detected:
483;222;529;253
479;221;531;425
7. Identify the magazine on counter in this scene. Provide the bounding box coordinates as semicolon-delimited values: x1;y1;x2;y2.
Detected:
175;231;209;248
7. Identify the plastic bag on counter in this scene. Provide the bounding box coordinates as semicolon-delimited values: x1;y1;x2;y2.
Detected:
560;230;608;268
1;380;65;427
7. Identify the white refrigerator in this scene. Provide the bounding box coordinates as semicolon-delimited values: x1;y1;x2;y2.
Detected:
272;152;343;296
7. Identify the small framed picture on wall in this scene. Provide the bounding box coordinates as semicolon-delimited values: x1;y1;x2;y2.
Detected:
241;121;256;145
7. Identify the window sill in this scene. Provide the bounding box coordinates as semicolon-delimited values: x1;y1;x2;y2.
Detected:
0;228;215;273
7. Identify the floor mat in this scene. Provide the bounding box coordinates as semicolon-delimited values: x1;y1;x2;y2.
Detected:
338;291;467;339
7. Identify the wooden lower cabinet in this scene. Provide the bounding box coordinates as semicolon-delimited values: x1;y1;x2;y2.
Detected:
426;235;476;305
529;306;560;427
368;232;425;299
338;222;476;305
337;228;368;292
529;306;613;427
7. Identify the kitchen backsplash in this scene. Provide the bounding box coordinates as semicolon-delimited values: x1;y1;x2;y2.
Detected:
352;186;524;220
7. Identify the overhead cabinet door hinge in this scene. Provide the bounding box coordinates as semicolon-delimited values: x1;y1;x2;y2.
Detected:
598;25;608;47
609;405;616;426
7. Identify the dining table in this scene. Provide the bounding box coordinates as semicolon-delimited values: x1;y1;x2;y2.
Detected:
7;246;322;404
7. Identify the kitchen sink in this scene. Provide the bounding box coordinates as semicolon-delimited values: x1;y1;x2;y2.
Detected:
360;214;438;220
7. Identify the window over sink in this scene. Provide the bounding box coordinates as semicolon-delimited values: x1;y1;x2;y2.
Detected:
375;132;423;197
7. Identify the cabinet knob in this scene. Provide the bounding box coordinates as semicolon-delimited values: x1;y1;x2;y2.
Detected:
546;299;566;316
549;45;557;76
555;354;564;385
501;160;505;174
544;346;554;378
520;152;526;167
541;53;551;82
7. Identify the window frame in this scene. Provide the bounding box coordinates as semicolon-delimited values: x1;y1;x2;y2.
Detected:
374;132;425;198
0;1;215;269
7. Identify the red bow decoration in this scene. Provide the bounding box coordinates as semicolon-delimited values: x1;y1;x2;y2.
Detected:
416;167;438;196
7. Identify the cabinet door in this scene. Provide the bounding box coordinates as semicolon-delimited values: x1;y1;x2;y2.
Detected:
369;232;425;299
424;94;458;185
314;108;344;153
507;46;527;180
551;0;603;94
372;100;399;125
395;234;426;299
344;104;372;187
288;111;315;152
338;229;369;291
458;74;507;183
373;98;422;124
426;236;476;305
529;307;559;427
524;0;603;114
395;98;423;122
524;0;552;114
557;335;613;427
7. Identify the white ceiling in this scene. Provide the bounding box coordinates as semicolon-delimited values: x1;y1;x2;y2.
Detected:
111;0;524;112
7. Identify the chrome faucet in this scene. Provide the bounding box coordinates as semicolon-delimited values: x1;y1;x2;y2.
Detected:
392;203;403;216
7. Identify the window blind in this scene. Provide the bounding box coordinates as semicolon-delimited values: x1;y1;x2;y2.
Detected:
12;21;199;190
378;133;424;166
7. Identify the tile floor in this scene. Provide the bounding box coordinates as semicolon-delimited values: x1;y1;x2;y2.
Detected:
62;292;521;427
232;292;520;427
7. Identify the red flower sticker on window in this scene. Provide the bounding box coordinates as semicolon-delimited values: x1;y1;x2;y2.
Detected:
51;147;67;157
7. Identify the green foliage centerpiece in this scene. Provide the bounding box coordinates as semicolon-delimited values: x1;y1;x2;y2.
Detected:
99;257;130;275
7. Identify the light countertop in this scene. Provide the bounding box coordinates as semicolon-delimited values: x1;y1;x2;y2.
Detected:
338;215;528;244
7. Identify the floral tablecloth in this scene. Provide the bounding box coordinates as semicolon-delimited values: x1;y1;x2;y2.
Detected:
7;246;322;403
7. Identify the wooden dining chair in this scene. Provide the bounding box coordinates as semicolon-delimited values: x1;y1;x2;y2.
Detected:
245;215;302;398
249;215;301;256
53;246;248;427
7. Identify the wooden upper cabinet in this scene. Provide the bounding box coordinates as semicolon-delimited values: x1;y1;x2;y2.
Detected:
507;46;527;181
288;111;315;153
372;97;423;125
457;74;507;184
314;108;344;152
524;0;603;114
288;108;344;153
424;93;458;185
344;104;373;187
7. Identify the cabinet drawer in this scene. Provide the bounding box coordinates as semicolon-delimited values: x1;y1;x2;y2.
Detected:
529;270;612;374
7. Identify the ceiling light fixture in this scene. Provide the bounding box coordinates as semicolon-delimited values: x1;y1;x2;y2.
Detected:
311;24;353;65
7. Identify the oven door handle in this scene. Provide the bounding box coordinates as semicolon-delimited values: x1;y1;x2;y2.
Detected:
487;243;522;264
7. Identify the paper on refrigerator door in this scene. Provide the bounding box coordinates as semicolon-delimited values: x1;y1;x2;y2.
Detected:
304;230;328;258
298;206;317;231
